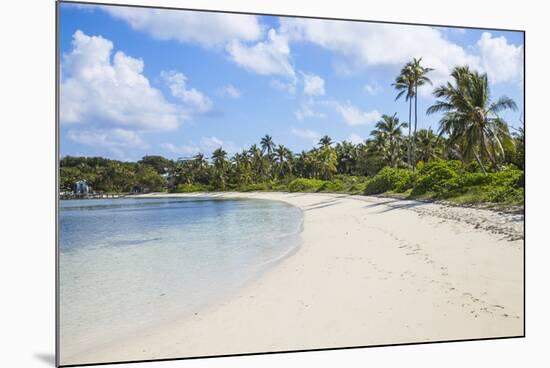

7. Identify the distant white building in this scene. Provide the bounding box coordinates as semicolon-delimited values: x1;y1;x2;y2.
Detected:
74;180;91;195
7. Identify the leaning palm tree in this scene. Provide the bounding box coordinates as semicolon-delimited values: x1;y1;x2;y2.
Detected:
427;66;517;172
392;63;415;166
318;135;333;148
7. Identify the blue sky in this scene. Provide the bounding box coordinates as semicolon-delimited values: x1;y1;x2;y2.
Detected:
59;3;524;161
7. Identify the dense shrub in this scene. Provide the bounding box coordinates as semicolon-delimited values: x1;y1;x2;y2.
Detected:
411;160;461;195
318;179;345;192
238;182;272;192
485;186;524;203
361;161;523;206
172;183;208;193
288;178;326;192
364;167;415;195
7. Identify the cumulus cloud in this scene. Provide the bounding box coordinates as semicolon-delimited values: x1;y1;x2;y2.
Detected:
291;128;321;144
217;84;241;98
477;32;523;84
279;18;481;91
364;82;382;96
302;73;325;96
60;30;183;130
270;79;296;94
333;101;381;126
101;6;298;81
295;99;325;121
102;6;262;48
68;128;145;148
161;70;212;112
226;29;295;78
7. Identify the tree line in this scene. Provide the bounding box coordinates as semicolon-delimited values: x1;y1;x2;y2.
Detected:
60;62;524;196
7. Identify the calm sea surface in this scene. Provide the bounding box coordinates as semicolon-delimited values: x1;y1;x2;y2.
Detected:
59;197;303;356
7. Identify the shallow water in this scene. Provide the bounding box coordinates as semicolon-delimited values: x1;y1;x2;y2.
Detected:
59;197;303;357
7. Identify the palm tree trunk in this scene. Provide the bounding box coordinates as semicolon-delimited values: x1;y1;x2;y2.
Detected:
407;98;412;168
473;151;487;174
481;136;499;171
412;85;418;171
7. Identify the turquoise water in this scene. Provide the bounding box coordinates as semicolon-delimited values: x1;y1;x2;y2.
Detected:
59;197;303;356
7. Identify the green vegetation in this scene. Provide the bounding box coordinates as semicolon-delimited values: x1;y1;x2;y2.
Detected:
364;161;523;206
60;156;166;193
60;63;523;208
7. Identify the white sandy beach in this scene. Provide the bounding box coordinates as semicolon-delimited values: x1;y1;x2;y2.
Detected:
64;192;524;365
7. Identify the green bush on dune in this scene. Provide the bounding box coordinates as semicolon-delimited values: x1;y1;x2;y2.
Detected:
411;160;461;196
362;160;523;205
286;176;368;193
364;167;415;195
172;183;209;193
288;178;326;192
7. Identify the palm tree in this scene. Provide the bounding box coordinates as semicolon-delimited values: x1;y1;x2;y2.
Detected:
231;150;252;187
274;144;293;178
294;150;312;178
409;58;433;169
192;152;209;184
335;141;357;175
318;135;333;148
260;134;275;155
392;63;415;166
510;118;524;170
211;147;228;189
373;114;406;144
415;128;442;163
248;144;268;181
427;66;517;172
370;113;407;168
211;148;227;168
313;147;337;180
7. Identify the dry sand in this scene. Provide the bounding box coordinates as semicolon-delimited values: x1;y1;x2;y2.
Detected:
64;192;524;365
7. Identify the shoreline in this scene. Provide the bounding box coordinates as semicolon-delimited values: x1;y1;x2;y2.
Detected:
63;192;524;365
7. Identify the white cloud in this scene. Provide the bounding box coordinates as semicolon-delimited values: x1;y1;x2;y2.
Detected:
200;136;225;151
60;30;183;130
364;82;382;96
161;70;212;112
477;32;523;84
68;128;145;148
161;143;200;156
302;73;325;96
102;6;262;48
217;84;241;98
226;28;295;78
161;136;239;157
291;128;321;144
333;101;381;126
347;133;365;145
295;99;325;121
270;79;296;94
279;19;481;91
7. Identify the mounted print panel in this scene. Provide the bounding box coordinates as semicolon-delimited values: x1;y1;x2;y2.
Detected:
57;1;525;366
